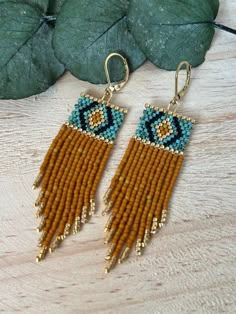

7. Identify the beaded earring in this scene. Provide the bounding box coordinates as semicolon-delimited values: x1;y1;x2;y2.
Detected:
103;61;195;272
33;53;129;262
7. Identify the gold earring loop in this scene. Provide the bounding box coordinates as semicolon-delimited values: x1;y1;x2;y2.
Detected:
102;52;129;103
168;61;191;112
175;61;191;101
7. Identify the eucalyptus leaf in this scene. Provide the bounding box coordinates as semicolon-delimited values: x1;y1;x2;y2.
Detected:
0;2;64;99
128;0;220;70
53;0;146;84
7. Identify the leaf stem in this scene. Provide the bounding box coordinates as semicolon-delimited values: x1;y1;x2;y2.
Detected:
41;15;56;27
41;15;56;23
213;22;236;35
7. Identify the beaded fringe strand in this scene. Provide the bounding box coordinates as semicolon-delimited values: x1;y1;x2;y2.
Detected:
103;138;184;272
33;123;112;262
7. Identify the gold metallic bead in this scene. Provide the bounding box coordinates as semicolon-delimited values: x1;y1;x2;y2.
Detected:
36;246;48;262
38;231;47;245
104;214;113;233
102;200;112;216
35;206;44;219
49;236;62;253
34;190;44;208
104;256;118;273
136;239;142;256
73;216;81;234
81;206;88;224
103;188;112;205
151;217;159;234
32;172;43;190
63;223;71;237
118;247;130;264
37;217;46;232
104;228;115;244
89;199;96;216
142;229;151;247
105;243;116;260
161;209;168;224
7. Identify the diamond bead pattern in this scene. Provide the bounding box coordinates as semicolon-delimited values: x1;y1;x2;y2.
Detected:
69;96;125;141
89;108;105;129
136;107;193;152
156;119;173;140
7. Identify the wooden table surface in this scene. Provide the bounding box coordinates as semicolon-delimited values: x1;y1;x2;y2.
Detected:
0;1;236;313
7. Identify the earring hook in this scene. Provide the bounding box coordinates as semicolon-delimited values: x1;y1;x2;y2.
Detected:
102;52;129;103
168;61;191;112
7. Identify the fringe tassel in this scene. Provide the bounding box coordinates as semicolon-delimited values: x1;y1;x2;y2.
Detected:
33;123;112;262
104;138;184;272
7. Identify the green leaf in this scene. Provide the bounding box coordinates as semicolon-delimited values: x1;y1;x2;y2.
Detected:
48;0;67;14
0;0;49;12
128;0;220;70
25;0;49;12
211;0;220;17
53;0;146;84
0;2;64;99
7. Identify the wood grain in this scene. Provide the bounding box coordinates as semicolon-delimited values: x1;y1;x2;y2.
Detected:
0;1;236;313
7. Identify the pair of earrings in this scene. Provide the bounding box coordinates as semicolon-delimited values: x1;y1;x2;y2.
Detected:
33;53;195;272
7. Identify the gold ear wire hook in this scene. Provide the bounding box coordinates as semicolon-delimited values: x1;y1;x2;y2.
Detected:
102;52;129;103
168;61;191;112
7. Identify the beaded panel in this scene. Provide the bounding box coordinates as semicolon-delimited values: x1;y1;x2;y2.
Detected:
136;106;194;152
69;95;126;141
